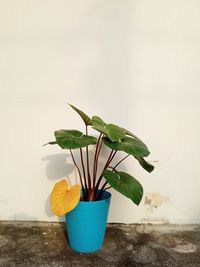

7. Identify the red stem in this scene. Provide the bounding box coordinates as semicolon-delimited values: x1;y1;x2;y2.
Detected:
97;182;112;200
100;181;107;191
104;186;112;190
113;154;130;170
80;148;88;193
86;125;91;189
95;140;103;178
98;154;130;199
70;149;86;199
94;150;117;192
92;133;103;187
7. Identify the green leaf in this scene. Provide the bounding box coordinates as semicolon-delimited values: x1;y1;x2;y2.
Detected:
43;141;57;146
55;129;97;149
103;136;150;157
92;116;126;142
103;170;143;205
134;156;154;173
92;116;106;134
56;130;83;138
124;129;145;143
68;104;92;126
107;124;127;142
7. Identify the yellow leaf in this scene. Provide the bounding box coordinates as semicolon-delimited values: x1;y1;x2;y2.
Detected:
50;179;81;216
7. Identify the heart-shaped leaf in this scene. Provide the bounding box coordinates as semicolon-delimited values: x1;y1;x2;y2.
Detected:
103;170;143;205
55;129;97;149
103;136;150;157
50;179;81;216
68;104;92;126
92;116;126;142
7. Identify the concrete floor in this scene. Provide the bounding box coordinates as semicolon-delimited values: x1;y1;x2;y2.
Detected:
0;222;200;267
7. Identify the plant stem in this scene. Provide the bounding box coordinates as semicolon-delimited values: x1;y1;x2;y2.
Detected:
97;155;130;199
113;154;130;170
85;125;91;190
95;140;103;179
94;150;117;193
69;149;86;199
89;149;115;201
80;148;88;192
97;182;112;200
100;181;107;191
107;166;116;171
92;133;103;188
104;186;112;190
100;182;112;192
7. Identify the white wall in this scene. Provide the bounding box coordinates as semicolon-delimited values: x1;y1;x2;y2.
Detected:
0;0;200;223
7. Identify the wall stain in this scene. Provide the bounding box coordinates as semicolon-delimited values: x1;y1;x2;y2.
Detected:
144;192;169;213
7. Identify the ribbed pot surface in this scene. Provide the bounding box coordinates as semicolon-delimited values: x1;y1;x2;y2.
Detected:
65;191;111;253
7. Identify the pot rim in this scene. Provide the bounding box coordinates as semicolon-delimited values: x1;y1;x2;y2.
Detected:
80;190;111;204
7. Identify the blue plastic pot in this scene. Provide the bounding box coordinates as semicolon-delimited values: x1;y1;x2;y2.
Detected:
65;191;111;253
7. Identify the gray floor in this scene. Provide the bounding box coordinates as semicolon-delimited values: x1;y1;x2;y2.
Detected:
0;222;200;267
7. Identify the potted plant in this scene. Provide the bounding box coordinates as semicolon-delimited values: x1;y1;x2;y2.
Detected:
45;104;154;253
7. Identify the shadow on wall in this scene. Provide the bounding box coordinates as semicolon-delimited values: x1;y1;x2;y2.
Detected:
42;153;74;181
44;194;64;222
42;148;134;220
42;153;74;220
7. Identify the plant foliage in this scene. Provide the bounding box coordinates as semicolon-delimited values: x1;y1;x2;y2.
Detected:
45;104;154;209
